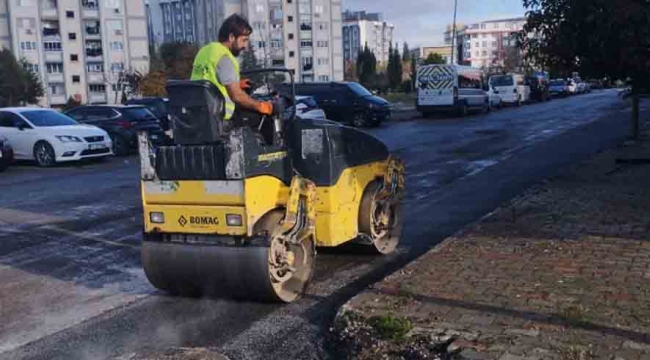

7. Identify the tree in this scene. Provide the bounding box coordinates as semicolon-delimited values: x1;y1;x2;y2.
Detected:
410;54;418;89
159;41;199;80
0;50;44;106
520;0;650;139
503;46;524;73
402;42;410;62
18;58;44;105
139;70;168;97
423;52;446;65
344;60;358;82
64;96;81;111
387;44;403;91
356;43;377;86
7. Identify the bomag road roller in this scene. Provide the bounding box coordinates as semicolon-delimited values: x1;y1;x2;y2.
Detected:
138;68;405;303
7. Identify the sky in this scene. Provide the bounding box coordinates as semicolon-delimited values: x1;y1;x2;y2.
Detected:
342;0;528;48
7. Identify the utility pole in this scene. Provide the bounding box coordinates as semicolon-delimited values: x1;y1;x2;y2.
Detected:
450;0;458;65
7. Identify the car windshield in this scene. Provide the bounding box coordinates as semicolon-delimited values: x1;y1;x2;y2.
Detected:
299;97;318;108
490;76;515;86
21;110;79;127
347;83;373;97
550;80;566;86
122;107;157;121
131;101;167;118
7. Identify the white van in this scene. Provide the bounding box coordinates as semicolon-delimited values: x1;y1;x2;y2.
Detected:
416;64;489;116
488;73;530;106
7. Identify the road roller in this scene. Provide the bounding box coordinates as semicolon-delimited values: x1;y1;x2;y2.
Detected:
138;68;405;303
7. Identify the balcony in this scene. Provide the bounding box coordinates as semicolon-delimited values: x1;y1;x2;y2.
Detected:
42;21;61;40
89;92;107;103
50;94;67;105
44;51;63;62
41;8;58;19
85;21;101;39
302;63;313;72
86;41;103;61
82;0;100;18
46;73;64;83
87;72;104;83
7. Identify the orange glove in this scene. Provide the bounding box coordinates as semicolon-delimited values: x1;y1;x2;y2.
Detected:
257;101;273;115
240;78;252;90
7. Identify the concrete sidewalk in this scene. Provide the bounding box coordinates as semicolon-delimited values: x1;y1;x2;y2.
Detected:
333;127;650;360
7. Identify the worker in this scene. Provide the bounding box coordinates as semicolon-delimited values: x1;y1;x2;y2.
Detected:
190;14;274;127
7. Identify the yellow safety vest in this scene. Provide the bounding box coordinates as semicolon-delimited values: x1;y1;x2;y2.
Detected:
190;42;239;120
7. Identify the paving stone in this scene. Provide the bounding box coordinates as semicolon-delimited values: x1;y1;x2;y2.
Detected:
498;353;526;360
505;329;541;337
622;341;650;351
459;348;492;360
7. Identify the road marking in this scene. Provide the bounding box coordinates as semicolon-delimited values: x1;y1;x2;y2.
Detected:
41;225;141;250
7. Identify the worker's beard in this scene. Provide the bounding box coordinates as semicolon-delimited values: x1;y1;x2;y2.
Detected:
230;45;243;57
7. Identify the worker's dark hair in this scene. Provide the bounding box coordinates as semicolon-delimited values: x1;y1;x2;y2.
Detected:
218;14;253;42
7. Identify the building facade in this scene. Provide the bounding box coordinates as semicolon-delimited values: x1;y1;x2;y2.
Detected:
341;10;393;64
145;0;343;82
1;0;150;107
409;46;453;65
459;17;526;69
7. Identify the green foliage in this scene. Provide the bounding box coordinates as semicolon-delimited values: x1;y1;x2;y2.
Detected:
159;41;199;80
368;315;413;341
387;43;403;91
423;53;446;65
402;42;410;62
356;43;377;86
0;49;44;106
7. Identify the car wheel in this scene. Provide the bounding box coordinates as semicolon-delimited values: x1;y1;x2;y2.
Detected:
0;162;7;173
34;141;56;168
352;112;366;127
111;135;129;157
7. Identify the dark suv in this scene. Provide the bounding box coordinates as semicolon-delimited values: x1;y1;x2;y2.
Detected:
278;81;390;127
65;105;166;156
125;97;171;131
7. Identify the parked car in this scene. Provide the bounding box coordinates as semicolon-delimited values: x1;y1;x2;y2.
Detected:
65;105;166;156
568;78;579;94
0;134;14;172
294;95;327;120
416;64;489;117
549;79;570;97
526;76;551;101
278;81;391;127
0;108;112;167
125;97;171;131
486;87;503;109
488;73;531;106
588;79;604;90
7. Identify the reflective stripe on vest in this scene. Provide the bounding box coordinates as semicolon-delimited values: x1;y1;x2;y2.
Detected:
190;42;239;120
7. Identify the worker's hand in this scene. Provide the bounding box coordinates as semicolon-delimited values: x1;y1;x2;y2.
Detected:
257;101;273;116
240;78;253;90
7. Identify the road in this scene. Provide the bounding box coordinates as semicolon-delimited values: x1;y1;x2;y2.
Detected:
0;90;641;360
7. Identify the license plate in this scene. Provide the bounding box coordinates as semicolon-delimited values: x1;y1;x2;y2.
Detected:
89;144;106;150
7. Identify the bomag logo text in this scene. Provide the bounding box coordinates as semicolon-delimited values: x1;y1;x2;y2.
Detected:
189;216;219;225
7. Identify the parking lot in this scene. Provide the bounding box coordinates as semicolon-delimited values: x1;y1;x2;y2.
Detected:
0;89;638;360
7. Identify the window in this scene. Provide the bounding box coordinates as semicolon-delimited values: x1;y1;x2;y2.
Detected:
89;84;106;92
494;23;499;29
44;41;62;51
480;23;486;29
72;75;81;83
289;51;295;57
46;63;63;73
68;32;76;40
318;22;328;31
49;84;64;95
20;41;37;51
317;40;328;48
318;75;329;81
87;63;103;72
472;34;477;39
66;11;74;18
491;41;497;47
288;16;293;22
300;40;312;48
110;62;124;72
19;0;35;6
70;54;78;61
270;40;282;48
256;4;263;12
314;5;323;13
481;50;487;56
288;33;294;40
0;112;28;128
24;63;39;73
474;42;479;48
482;41;487;47
458;74;482;89
317;58;329;66
109;41;124;51
475;51;479;57
257;41;265;48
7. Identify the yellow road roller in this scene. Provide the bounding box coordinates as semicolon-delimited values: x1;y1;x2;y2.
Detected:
138;68;405;303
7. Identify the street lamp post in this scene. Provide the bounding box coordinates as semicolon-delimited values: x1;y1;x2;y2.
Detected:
451;0;458;65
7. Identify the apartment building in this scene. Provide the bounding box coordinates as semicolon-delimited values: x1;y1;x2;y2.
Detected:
341;10;393;64
145;0;343;82
460;17;526;69
409;46;453;65
1;0;150;107
146;0;241;48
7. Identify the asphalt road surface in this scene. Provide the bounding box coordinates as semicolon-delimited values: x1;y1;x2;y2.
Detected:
0;90;642;360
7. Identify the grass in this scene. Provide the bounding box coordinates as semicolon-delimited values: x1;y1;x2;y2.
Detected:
368;314;414;342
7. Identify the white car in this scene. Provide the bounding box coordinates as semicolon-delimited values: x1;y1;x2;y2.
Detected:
488;74;531;106
0;108;113;167
295;95;327;120
487;88;503;109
